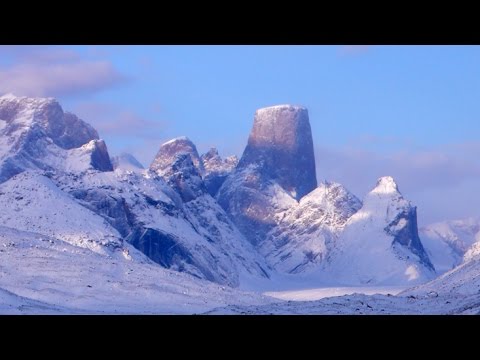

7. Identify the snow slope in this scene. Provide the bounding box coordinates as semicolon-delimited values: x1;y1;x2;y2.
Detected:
53;167;269;287
207;292;480;315
0;171;122;253
0;226;272;314
319;177;434;285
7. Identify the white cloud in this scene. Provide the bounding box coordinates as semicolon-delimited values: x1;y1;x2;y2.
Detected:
0;46;126;97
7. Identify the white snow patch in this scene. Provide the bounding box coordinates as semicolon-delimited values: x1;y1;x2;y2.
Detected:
405;265;420;281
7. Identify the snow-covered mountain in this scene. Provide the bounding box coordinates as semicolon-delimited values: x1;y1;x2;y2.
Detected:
148;137;269;285
217;104;434;285
320;176;435;285
0;95;269;287
260;181;362;273
0;94;111;182
0;95;449;304
419;217;480;273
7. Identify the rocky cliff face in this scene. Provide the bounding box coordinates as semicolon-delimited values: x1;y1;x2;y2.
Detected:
237;105;317;200
201;148;238;197
150;136;204;176
217;105;317;247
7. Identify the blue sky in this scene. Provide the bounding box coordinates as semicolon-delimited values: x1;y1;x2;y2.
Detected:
1;45;480;223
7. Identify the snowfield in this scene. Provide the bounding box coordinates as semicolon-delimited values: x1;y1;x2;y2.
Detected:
0;226;272;314
206;292;480;315
2;222;480;314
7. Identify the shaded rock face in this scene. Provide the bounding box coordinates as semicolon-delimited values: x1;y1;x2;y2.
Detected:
150;136;204;176
369;177;433;270
89;140;114;172
69;188;137;238
201;148;238;196
217;165;298;247
126;228;207;277
385;205;433;270
238;105;317;200
217;105;316;247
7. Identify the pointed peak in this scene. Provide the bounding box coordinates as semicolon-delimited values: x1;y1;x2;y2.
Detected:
202;147;220;160
370;176;400;195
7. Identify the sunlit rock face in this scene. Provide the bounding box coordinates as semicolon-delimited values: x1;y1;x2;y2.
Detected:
217;105;317;247
237;105;317;200
150;136;204;177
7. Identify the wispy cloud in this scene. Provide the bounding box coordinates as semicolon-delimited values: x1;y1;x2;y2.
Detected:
72;102;167;140
338;45;371;56
0;46;126;97
70;101;169;167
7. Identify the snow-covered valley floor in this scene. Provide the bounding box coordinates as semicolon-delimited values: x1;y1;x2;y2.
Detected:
0;226;272;314
264;286;407;301
206;292;480;315
2;225;479;315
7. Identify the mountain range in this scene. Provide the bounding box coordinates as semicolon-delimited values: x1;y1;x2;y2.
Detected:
1;93;480;313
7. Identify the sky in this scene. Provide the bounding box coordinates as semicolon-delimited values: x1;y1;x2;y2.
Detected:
0;45;479;224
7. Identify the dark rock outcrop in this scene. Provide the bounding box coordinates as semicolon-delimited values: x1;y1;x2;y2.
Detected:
89;140;114;172
201;148;238;196
385;204;434;270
